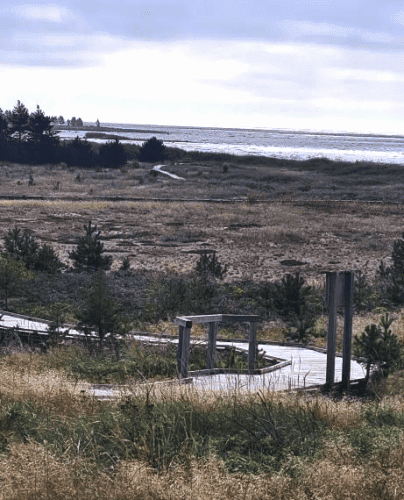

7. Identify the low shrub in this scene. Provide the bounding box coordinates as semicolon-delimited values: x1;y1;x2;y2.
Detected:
353;313;403;384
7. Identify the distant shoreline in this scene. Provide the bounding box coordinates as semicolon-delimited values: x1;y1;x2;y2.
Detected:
52;123;404;140
53;124;170;135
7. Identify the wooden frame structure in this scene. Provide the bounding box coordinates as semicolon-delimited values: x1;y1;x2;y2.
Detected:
174;314;260;378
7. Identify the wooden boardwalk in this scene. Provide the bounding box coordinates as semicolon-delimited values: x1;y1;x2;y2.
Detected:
90;336;366;399
0;313;366;398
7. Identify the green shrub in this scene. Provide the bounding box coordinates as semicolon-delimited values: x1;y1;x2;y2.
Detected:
98;138;127;168
76;269;119;344
34;244;65;273
0;255;31;310
3;227;63;273
68;221;112;272
195;250;228;280
119;256;131;271
354;270;379;311
3;227;39;269
271;273;321;342
139;136;166;162
143;275;218;322
353;313;403;384
377;232;404;305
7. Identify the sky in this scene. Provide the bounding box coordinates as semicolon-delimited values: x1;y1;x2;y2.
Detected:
1;1;404;134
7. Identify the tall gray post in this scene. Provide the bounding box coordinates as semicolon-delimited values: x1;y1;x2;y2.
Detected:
177;325;184;375
248;322;257;373
206;321;218;369
177;320;192;378
326;272;338;389
342;271;354;392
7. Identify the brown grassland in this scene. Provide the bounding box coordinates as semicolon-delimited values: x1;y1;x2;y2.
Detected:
2;155;404;498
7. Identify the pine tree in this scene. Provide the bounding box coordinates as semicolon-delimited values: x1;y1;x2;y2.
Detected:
3;227;63;273
354;313;402;383
69;221;112;272
377;232;404;304
0;108;10;141
0;255;30;310
27;105;59;162
99;138;127;168
8;100;30;158
34;244;65;273
195;250;228;280
139;136;166;162
76;269;117;344
28;105;57;145
4;227;39;270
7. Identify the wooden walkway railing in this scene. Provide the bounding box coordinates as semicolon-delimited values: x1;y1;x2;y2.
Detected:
174;314;260;378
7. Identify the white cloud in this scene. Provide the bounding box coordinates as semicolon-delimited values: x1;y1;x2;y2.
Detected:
328;68;403;83
96;43;256;104
391;10;404;26
9;4;75;23
311;97;395;111
278;19;396;44
2;36;404;133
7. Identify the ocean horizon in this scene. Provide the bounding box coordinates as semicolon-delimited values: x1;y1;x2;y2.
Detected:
57;121;404;165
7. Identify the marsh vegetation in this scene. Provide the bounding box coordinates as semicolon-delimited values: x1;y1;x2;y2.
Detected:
3;103;404;496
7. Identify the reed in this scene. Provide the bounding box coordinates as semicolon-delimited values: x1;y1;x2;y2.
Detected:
2;343;404;498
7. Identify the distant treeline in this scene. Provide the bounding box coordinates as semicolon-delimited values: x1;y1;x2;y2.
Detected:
0;101;184;167
2;100;371;172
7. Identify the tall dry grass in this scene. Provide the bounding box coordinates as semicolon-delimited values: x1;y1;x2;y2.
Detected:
1;345;404;498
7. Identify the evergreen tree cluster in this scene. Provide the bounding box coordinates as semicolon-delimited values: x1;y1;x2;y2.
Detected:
0;101;128;168
66;117;83;127
0;100;175;168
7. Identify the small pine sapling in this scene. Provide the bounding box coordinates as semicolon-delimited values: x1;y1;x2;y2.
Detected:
34;244;64;273
69;221;112;272
119;256;131;271
195;250;228;280
272;273;320;342
76;269;118;346
353;313;402;384
3;227;39;270
377;232;404;305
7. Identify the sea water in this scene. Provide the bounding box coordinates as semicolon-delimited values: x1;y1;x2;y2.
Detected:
58;123;404;165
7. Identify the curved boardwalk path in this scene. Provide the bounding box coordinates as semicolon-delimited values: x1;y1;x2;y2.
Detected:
92;336;366;399
0;312;366;399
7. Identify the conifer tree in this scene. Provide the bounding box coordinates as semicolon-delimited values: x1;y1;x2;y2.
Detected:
3;227;63;273
99;138;127;168
69;221;112;272
139;136;166;162
76;269;117;344
377;232;404;304
28;105;58;145
4;227;39;270
8;100;30;156
0;255;30;310
354;313;402;383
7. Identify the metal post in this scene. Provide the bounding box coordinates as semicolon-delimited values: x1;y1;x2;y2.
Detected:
326;272;338;389
206;321;218;369
180;322;192;378
177;325;184;375
342;271;354;392
248;322;257;372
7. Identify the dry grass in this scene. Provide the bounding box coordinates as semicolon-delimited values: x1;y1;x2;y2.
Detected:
0;350;99;417
2;348;404;499
3;157;404;497
2;439;404;500
0;196;400;281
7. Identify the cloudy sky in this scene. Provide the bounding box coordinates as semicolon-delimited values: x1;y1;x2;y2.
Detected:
2;1;404;133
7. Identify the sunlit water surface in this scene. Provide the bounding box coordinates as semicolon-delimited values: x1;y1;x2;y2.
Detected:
58;123;404;164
